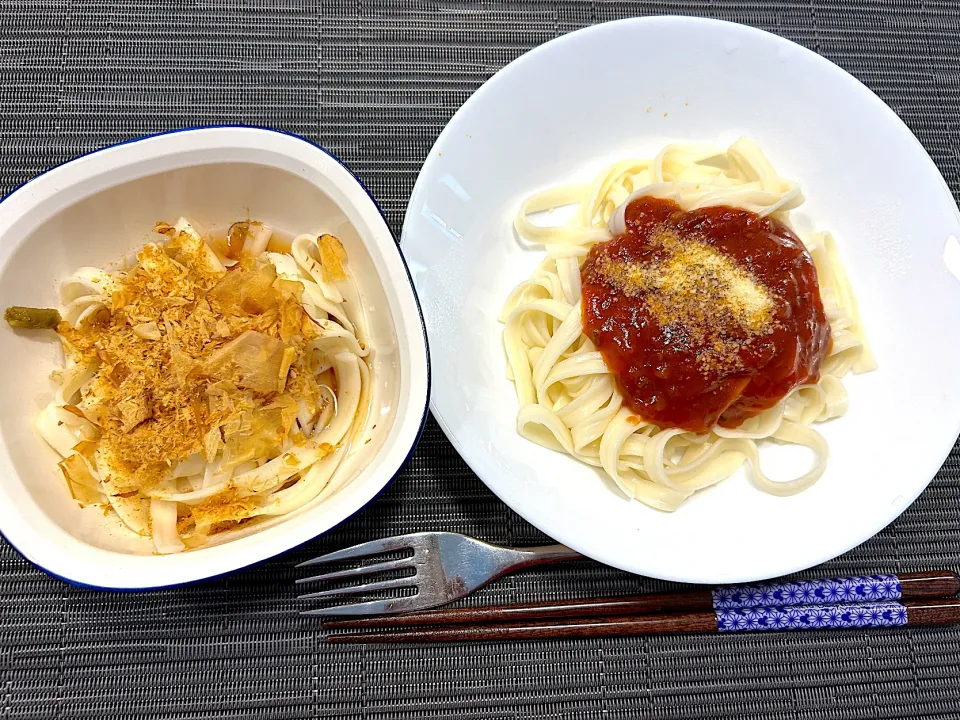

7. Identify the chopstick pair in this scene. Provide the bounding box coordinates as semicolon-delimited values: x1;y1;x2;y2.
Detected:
324;570;960;644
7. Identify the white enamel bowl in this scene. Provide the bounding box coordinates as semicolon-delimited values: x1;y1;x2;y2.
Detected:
401;17;960;583
0;127;429;589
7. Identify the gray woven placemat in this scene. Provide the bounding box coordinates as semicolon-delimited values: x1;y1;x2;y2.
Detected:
2;1;960;718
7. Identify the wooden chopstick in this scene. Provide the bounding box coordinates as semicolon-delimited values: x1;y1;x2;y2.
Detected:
323;570;960;630
327;598;960;643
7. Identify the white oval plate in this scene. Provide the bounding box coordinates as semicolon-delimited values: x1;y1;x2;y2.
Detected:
401;17;960;583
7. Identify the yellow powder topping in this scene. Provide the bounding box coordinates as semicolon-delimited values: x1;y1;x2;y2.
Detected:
595;227;778;373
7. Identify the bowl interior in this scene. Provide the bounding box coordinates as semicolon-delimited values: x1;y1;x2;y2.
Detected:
402;17;960;582
0;159;401;558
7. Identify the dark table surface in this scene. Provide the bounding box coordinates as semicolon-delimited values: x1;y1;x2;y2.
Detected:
2;1;960;718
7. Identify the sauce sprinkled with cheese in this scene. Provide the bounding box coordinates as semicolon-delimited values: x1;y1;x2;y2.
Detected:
581;196;831;433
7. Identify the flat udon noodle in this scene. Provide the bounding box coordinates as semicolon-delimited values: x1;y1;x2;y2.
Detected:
35;219;372;551
501;139;876;511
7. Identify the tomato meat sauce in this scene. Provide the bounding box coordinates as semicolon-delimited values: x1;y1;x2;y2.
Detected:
580;196;831;434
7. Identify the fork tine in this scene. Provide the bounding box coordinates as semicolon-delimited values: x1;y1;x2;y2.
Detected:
295;558;412;585
295;535;416;568
297;576;417;600
300;595;424;617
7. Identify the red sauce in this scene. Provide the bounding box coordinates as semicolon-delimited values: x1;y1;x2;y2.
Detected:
580;196;830;434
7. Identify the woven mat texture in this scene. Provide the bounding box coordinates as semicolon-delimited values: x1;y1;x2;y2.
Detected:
2;1;960;718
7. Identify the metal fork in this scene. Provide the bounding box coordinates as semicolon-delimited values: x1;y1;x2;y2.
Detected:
296;532;581;616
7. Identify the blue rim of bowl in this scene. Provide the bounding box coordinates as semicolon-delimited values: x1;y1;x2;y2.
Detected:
0;124;432;592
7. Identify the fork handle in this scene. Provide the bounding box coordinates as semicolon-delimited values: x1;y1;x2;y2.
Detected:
505;544;582;570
